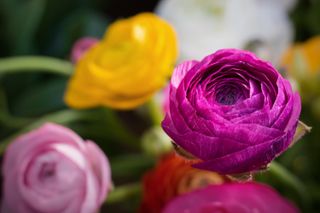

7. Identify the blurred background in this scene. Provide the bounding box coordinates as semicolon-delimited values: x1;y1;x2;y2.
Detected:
0;0;320;212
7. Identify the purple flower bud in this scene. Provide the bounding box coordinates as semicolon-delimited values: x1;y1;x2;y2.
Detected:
70;37;99;63
162;49;301;174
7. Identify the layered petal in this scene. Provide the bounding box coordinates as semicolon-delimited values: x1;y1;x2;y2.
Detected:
162;49;301;174
163;182;299;213
1;123;111;213
65;13;178;110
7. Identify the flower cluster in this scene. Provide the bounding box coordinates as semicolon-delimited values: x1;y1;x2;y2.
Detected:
0;2;310;212
140;153;227;213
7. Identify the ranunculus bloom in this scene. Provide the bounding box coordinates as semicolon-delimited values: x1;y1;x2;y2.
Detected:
162;49;301;174
163;182;300;213
1;123;111;213
65;13;178;110
140;153;228;213
70;37;99;63
282;36;320;102
156;0;295;66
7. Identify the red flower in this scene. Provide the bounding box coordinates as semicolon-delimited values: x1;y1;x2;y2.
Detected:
140;153;227;213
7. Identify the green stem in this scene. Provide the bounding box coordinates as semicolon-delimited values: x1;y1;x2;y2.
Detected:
103;109;141;148
0;112;33;128
0;57;140;150
73;108;140;149
0;57;73;128
0;56;73;76
106;183;141;204
0;109;87;155
0;88;33;128
268;161;310;205
146;98;164;126
111;154;155;178
106;155;154;202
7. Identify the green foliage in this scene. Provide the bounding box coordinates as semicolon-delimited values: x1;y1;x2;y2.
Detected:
290;0;320;41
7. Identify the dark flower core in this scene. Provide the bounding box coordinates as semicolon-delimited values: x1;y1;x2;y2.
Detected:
215;86;243;105
39;162;56;181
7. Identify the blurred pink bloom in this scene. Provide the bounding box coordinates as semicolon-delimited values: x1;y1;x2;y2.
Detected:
70;37;99;63
1;123;111;213
163;182;300;213
162;85;170;113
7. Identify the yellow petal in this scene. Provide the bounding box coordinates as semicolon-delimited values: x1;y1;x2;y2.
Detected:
64;12;178;110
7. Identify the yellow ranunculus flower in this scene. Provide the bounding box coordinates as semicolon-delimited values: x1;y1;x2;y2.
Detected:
282;36;320;102
64;13;178;109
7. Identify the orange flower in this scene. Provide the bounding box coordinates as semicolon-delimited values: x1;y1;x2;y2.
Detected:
282;36;320;74
282;36;320;102
140;153;228;213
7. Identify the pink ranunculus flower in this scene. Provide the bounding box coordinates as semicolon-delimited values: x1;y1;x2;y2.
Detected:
161;85;170;114
70;37;99;63
163;182;300;213
1;123;111;213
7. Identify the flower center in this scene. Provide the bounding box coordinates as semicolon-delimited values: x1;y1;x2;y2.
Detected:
215;86;243;105
39;162;56;181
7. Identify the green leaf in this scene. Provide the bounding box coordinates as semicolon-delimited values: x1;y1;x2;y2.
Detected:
290;120;312;147
12;78;67;116
1;0;46;54
41;9;108;57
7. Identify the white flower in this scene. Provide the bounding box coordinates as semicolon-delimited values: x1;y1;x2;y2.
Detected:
156;0;296;67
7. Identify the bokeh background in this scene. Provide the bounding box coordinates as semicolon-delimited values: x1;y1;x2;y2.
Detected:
0;0;320;212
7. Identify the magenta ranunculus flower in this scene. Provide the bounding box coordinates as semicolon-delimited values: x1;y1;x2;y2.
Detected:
1;123;111;213
70;37;99;63
163;182;300;213
162;49;301;174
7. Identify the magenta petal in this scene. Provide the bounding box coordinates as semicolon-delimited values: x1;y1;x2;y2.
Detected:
162;49;301;174
193;136;285;174
163;183;300;213
171;60;198;89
